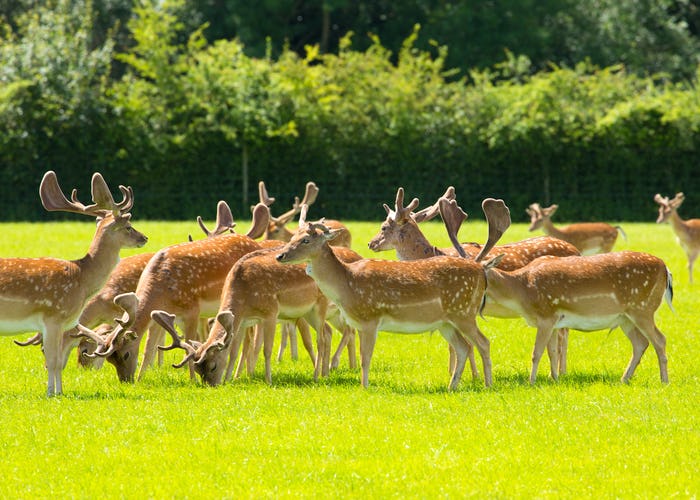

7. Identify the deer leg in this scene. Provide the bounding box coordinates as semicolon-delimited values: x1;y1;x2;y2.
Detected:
627;313;667;383
289;322;299;360
545;333;560;381
358;326;379;388
345;327;357;370
296;319;316;366
449;315;491;387
43;325;61;396
530;320;557;385
262;318;277;384
557;328;569;375
277;322;289;361
438;325;470;391
138;324;165;381
688;250;698;284
249;325;264;375
620;324;649;383
331;326;350;370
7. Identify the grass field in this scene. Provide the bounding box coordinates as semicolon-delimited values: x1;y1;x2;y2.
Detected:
0;218;698;498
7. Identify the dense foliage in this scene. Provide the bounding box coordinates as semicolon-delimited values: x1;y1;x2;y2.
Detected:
1;0;699;221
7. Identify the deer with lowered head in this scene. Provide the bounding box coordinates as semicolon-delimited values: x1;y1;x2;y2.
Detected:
273;200;512;390
76;202;269;382
0;171;147;395
526;202;625;255
442;197;673;385
369;187;581;375
654;193;700;283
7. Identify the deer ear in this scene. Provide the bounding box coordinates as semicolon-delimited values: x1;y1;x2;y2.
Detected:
323;229;343;242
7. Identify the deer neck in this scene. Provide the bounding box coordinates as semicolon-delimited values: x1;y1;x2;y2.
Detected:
303;244;352;305
542;218;564;239
669;210;690;240
395;224;442;261
75;221;123;300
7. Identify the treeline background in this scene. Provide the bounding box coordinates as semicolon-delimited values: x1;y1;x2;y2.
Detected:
1;0;699;222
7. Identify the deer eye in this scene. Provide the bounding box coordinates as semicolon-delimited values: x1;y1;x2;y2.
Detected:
302;238;310;244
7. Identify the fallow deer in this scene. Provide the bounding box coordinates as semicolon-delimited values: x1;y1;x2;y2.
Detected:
654;193;700;283
442;199;672;385
273;201;512;390
0;171;147;395
526;203;625;255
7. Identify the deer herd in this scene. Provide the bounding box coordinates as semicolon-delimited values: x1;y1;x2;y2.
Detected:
0;171;690;396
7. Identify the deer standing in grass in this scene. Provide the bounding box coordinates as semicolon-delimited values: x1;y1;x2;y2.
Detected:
369;187;580;374
0;171;147;395
257;180;356;366
78;202;269;382
526;203;625;255
442;199;672;384
274;200;511;390
654;193;700;283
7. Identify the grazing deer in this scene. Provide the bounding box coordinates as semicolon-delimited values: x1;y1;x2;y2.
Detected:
369;187;581;374
526;203;625;255
654;193;700;283
0;171;147;395
442;199;672;385
73;199;238;368
79;203;269;382
273;201;511;390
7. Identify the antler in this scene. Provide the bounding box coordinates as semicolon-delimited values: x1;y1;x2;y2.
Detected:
152;310;197;368
14;332;43;347
40;171;134;218
78;292;139;358
275;182;320;226
438;197;469;259
475;198;511;262
246;203;271;239
392;187;420;224
193;311;235;366
196;201;236;238
258;181;276;207
413;186;456;223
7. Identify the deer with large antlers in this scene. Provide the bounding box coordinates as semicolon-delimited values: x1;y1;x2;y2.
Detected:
156;241;363;386
526;203;625;255
442;198;672;384
273;200;512;390
654;193;700;283
77;202;269;382
369;187;581;374
0;171;147;395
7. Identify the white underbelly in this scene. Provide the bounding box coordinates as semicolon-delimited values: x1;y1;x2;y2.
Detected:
377;317;443;334
554;312;621;331
0;313;44;336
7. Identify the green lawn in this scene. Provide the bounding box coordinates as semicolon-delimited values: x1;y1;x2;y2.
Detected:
0;218;698;498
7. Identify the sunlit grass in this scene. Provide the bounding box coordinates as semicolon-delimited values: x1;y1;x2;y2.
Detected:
0;220;697;498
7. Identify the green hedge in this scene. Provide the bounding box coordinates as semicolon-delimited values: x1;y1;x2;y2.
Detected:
1;1;699;222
